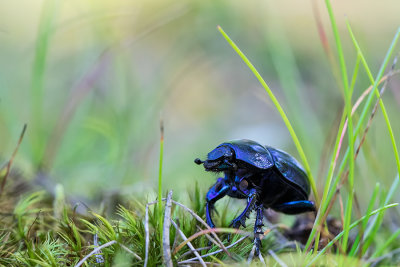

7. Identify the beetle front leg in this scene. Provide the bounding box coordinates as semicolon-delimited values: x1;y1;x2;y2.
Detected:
205;178;230;228
229;188;257;229
253;204;264;256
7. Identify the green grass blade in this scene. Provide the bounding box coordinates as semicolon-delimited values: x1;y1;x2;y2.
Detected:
305;37;361;254
158;120;165;244
217;25;319;206
362;176;399;254
324;0;354;252
351;27;400;138
305;25;400;251
332;26;400;189
371;229;400;258
31;0;59;163
348;182;380;256
304;100;346;252
306;203;399;266
347;21;400;178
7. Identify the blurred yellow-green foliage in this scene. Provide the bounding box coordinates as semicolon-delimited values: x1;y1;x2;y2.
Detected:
1;0;400;204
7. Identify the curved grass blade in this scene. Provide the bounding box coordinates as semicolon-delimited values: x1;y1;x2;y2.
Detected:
306;203;399;266
217;25;319;206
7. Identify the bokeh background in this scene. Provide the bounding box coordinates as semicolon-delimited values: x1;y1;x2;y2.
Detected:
1;0;400;210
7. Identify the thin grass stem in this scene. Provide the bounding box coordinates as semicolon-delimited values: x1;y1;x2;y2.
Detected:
306;203;399;266
158;119;164;244
324;0;355;252
217;25;319;206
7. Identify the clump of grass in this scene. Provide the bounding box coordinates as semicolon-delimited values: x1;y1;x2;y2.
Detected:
0;180;264;266
214;0;400;265
0;176;398;266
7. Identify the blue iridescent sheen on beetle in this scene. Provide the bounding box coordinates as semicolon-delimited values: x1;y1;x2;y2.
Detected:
195;139;315;255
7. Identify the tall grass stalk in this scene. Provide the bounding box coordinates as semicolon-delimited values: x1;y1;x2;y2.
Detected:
324;0;354;252
158;120;165;244
306;57;360;253
348;182;380;256
217;25;320;206
305;15;400;253
306;203;399;266
263;3;323;155
361;176;399;255
346;21;400;177
31;0;58;163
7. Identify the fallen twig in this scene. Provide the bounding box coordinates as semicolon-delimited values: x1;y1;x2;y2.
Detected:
93;233;104;263
179;234;249;264
258;252;267;266
173;227;249;255
75;240;117;267
144;197;232;261
171;219;206;267
268;249;288;267
171;200;230;256
119;243;142;261
162;190;173;267
144;200;151;267
247;244;256;264
178;261;220;266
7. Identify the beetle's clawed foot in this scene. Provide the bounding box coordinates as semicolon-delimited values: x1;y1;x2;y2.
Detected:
229;216;247;229
226;216;243;240
227;216;247;241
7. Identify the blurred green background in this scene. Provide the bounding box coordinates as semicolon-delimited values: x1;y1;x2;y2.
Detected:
1;0;400;206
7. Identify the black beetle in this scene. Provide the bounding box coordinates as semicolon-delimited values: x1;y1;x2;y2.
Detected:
195;139;315;255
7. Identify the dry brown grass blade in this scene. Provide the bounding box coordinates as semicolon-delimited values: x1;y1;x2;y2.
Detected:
354;56;398;159
0;124;27;196
41;53;111;170
171;219;206;267
335;69;400;164
311;0;342;92
163;190;173;267
144;197;232;259
171;200;231;257
177;261;219;266
173;228;249;255
337;54;398;193
178;244;211;260
75;240;117;267
179;234;249;265
312;55;399;251
27;210;41;239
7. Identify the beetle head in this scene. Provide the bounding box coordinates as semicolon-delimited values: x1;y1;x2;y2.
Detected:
195;145;238;172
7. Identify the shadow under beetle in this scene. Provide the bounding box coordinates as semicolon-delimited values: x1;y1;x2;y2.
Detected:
195;139;316;255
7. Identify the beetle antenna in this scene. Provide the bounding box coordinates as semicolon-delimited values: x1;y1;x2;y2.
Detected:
194;158;204;165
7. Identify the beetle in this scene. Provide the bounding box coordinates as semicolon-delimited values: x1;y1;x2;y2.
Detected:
195;139;316;255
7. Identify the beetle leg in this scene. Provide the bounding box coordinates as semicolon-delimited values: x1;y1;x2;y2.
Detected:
272;200;316;214
253;204;264;256
229;188;257;229
205;178;230;228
